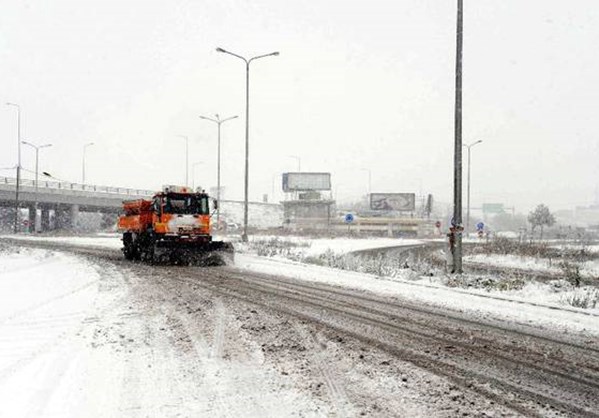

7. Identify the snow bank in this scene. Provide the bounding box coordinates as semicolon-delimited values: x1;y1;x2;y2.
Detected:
0;247;104;417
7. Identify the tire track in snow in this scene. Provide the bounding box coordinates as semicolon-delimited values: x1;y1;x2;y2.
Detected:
211;298;226;359
23;350;77;418
0;259;128;387
171;270;599;417
176;312;236;418
293;324;353;417
0;280;99;325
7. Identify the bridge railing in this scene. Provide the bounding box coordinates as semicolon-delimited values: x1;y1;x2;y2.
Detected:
0;176;155;197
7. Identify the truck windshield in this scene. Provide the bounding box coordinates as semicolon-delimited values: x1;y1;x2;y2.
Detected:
164;194;210;215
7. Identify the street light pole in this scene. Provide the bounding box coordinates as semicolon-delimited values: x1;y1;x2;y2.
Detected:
360;168;372;196
6;102;21;233
288;155;301;172
82;142;94;184
451;0;464;274
176;135;189;187
199;114;238;226
463;140;483;234
216;47;279;242
22;140;52;232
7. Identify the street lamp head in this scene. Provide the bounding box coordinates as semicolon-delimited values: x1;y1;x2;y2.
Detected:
216;47;226;53
272;52;280;56
42;171;52;177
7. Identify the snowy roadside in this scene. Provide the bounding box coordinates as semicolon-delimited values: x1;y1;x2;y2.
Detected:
234;235;423;259
4;234;599;337
464;253;599;276
234;253;599;338
0;246;113;417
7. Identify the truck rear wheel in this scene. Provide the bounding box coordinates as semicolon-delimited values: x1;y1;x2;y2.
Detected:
123;233;139;260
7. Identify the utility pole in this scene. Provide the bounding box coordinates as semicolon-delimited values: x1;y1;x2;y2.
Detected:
6;102;21;233
451;0;464;274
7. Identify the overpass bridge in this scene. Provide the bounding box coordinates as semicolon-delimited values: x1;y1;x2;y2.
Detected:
0;176;283;232
0;176;154;231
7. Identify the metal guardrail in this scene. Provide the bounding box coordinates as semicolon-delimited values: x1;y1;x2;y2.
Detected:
0;176;154;197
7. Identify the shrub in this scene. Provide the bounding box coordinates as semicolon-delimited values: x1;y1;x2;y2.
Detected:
561;288;599;309
559;261;582;288
251;238;310;258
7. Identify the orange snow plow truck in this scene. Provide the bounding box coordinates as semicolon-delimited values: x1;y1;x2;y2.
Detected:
117;185;234;265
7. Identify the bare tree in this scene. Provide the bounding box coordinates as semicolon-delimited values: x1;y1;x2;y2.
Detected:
528;204;556;240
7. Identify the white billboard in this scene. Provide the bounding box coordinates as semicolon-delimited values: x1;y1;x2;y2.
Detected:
370;193;416;211
282;172;331;192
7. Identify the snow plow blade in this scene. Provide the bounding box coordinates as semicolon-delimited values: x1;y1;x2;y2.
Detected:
153;240;234;266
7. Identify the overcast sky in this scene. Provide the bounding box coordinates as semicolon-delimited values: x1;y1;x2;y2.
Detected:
1;0;598;213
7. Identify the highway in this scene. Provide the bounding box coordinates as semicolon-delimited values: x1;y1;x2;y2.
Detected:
2;238;599;417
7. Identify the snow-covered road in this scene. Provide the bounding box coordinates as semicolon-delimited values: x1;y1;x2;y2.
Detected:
1;237;599;417
0;246;328;417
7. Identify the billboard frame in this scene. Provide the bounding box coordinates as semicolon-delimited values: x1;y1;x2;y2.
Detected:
282;172;331;192
369;193;416;212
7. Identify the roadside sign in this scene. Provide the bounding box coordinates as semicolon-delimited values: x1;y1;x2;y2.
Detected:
482;203;504;214
344;213;354;224
476;222;484;231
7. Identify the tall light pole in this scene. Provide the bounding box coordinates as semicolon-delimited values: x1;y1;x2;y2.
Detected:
288;155;301;172
451;0;464;274
463;140;483;234
5;102;21;233
82;142;94;184
191;161;204;191
360;168;372;196
199;114;238;226
22;141;52;232
216;46;279;242
177;135;189;187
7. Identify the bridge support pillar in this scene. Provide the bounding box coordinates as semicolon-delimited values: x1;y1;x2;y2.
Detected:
41;208;50;232
69;204;79;229
28;205;36;233
54;204;79;230
54;206;68;230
